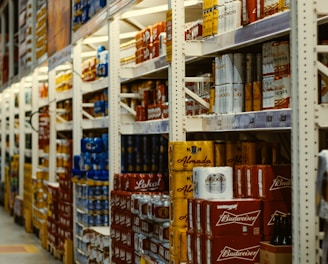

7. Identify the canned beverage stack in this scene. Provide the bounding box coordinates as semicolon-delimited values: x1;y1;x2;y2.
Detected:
183;137;292;263
71;136;110;264
262;40;291;110
168;141;215;263
111;187;170;263
213;53;246;114
210;39;290;114
202;0;242;38
121;80;169;122
111;134;170;263
135;21;166;64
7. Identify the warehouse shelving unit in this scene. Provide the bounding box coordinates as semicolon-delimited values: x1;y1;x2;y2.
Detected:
0;0;325;263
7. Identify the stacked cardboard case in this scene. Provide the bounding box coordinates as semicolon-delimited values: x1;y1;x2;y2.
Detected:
18;0;33;69
110;134;170;263
72;136;109;264
47;183;60;252
81;227;110;264
36;0;47;60
23;163;33;232
53;139;74;255
168;141;215;263
168;138;292;263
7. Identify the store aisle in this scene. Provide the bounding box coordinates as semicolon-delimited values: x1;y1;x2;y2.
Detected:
0;206;62;264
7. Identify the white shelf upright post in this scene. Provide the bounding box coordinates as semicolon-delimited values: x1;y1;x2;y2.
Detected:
0;93;5;183
8;0;14;79
0;10;6;184
72;42;83;164
31;70;39;180
290;0;321;263
48;70;57;182
18;79;26;196
168;0;186;142
108;16;121;197
72;40;83;261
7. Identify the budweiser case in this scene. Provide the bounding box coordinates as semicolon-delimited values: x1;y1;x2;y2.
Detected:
234;165;291;200
169;141;214;171
256;165;291;200
205;198;262;236
205;235;261;264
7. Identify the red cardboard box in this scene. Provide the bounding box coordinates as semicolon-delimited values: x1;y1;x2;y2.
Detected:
205;199;262;236
256;165;291;200
205;235;261;263
262;200;291;241
234;165;291;200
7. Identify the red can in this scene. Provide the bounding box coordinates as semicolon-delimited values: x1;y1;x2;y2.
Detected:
136;105;147;121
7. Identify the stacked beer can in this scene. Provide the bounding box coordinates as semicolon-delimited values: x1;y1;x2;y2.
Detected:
111;134;170;263
111;175;169;263
186;139;265;264
168;140;215;263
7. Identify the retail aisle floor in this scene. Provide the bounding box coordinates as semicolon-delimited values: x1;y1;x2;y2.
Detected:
0;206;62;264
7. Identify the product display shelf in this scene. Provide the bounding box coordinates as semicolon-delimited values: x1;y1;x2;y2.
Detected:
0;0;324;263
120;55;168;82
72;9;112;261
171;1;327;264
18;77;33;199
292;1;328;262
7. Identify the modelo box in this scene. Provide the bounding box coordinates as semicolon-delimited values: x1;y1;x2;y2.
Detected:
168;141;214;171
204;198;262;236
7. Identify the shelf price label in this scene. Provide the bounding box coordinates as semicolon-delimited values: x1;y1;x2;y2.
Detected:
266;112;273;128
205;116;222;131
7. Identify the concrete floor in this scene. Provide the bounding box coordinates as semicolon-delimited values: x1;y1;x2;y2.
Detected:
0;206;63;264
